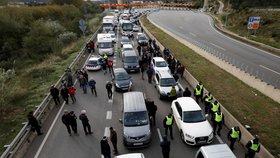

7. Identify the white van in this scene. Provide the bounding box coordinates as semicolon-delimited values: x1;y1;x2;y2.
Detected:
121;92;151;147
97;33;114;56
196;144;236;158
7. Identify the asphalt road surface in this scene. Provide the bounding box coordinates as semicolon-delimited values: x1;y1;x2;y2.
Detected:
148;10;280;88
24;23;246;158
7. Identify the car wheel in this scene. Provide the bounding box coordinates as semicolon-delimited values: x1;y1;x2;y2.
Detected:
159;92;163;100
180;130;185;143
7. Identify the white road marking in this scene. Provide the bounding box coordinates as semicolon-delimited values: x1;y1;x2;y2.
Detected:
106;111;112;119
190;32;196;37
113;59;116;63
210;42;226;51
260;65;280;75
157;128;163;142
207;17;280;59
104;127;110;137
216;135;224;143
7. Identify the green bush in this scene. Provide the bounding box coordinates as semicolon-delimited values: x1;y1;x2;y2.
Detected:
58;32;77;45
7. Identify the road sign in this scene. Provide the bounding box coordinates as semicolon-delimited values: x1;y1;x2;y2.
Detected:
247;17;260;30
79;19;86;35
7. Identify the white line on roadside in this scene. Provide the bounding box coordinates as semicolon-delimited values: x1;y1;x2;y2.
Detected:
216;135;224;143
157;128;163;142
106;111;112;119
210;42;226;51
104;127;110;137
260;65;280;75
190;32;196;37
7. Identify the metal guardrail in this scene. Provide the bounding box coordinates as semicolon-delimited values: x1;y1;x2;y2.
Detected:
1;25;102;158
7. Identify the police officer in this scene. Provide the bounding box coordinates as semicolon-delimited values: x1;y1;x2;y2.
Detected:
169;86;177;100
245;135;261;158
227;126;241;150
163;113;174;139
194;85;202;103
203;92;213;114
210;100;221;118
212;110;224;136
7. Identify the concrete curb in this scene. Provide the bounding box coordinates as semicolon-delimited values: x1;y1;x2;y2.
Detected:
140;15;275;158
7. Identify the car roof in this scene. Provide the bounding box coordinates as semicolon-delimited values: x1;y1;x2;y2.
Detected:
199;144;236;158
124;50;137;56
123;92;146;112
153;57;165;62
115;153;145;158
123;44;133;48
89;55;101;60
174;97;201;112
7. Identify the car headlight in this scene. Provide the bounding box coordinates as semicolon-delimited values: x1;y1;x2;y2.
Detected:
124;132;130;139
145;130;151;137
209;131;214;139
124;65;128;68
160;90;166;95
136;65;139;68
115;83;120;88
185;133;195;139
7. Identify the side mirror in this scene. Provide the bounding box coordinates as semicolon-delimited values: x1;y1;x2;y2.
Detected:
119;119;123;124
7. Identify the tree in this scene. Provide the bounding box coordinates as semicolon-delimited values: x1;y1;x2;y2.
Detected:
49;0;83;8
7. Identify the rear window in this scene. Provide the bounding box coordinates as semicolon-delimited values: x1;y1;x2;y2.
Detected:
124;111;148;127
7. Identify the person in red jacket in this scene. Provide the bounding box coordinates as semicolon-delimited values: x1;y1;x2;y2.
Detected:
68;86;76;103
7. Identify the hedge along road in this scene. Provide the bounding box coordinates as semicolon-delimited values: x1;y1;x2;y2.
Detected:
142;11;280;156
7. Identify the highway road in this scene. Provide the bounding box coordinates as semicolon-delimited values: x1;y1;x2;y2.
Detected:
148;10;280;88
23;23;245;158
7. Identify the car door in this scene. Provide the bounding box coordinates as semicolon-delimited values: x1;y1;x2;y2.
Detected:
155;73;160;91
173;102;182;130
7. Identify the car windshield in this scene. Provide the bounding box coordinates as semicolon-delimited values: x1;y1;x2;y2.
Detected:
122;23;133;31
139;36;147;40
88;60;98;65
160;78;176;87
99;42;112;48
124;56;138;63
183;110;206;123
123;48;133;51
103;23;113;28
124;111;148;127
116;72;129;81
156;61;167;67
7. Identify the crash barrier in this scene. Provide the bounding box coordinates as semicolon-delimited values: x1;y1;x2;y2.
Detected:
0;26;102;158
140;16;274;158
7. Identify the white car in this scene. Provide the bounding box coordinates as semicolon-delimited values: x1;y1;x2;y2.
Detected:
121;36;130;47
115;153;145;158
133;25;139;32
151;57;170;73
108;31;116;43
122;44;134;58
85;55;103;71
171;97;214;145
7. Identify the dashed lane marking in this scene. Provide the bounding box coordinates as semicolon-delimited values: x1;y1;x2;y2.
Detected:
106;111;112;119
260;65;280;75
157;128;163;142
210;42;226;51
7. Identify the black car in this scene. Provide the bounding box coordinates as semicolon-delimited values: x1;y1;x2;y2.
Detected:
137;35;148;46
113;68;132;91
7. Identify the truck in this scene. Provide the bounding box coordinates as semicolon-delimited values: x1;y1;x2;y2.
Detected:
121;20;134;37
103;16;114;32
97;33;114;56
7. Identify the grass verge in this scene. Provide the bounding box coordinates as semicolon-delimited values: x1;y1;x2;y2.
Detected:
0;16;102;155
141;15;280;156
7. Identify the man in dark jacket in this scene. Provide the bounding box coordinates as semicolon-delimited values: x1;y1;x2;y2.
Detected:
88;78;97;96
110;127;118;154
27;111;43;135
60;86;69;104
245;136;261;158
160;135;170;158
62;110;72;136
69;111;78;135
100;136;111;158
147;100;157;126
79;110;93;135
50;85;60;105
106;81;113;99
183;87;191;97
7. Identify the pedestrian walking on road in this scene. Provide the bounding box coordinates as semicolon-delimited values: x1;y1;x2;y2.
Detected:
106;81;113;99
50;85;60;105
68;86;77;103
60;86;69;104
163;113;174;140
197;81;204;101
100;136;111;158
227;126;241;150
107;59;113;74
27;111;43;135
212;110;224;136
183;87;191;97
210;100;221;118
245;135;261;158
110;127;118;154
160;135;170;158
79;75;87;94
194;84;203;104
62;110;72;136
203;92;213;114
79;110;93;135
169;86;177;101
69;111;78;135
137;45;142;56
149;101;157;126
88;78;97;96
102;60;107;75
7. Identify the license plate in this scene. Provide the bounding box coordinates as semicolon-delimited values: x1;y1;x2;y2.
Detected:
133;142;143;146
197;140;206;143
130;70;135;72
